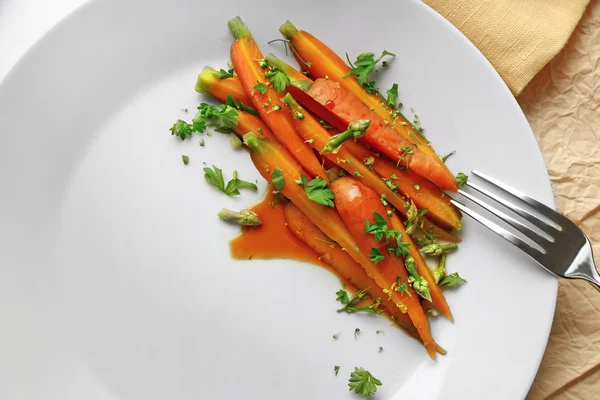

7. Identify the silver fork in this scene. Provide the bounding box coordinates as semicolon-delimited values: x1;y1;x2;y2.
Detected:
449;170;599;288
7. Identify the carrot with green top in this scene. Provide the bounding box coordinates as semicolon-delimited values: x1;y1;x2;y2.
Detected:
330;177;438;358
228;16;327;181
282;93;460;242
283;202;419;338
196;69;461;235
279;20;457;191
243;132;439;359
388;211;453;320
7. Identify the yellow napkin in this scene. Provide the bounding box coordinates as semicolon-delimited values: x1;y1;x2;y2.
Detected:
423;0;591;95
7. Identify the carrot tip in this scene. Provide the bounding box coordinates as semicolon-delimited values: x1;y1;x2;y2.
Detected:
279;20;298;40
195;66;218;94
227;16;251;40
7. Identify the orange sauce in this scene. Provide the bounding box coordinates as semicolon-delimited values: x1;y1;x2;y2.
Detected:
230;189;328;269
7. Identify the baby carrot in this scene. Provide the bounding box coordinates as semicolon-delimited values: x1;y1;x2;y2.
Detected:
388;212;453;321
283;203;418;338
279;21;457;191
330;177;438;358
282;93;460;242
228;16;327;181
243;133;438;359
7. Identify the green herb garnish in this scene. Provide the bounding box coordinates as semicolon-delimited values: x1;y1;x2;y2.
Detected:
295;174;335;207
272;168;285;192
348;367;382;398
203;166;257;196
336;288;383;315
253;82;268;95
440;272;467;287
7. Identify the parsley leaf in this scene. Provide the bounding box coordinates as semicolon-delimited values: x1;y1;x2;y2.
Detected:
182;155;189;165
203;167;257;196
295;174;335;207
386;83;399;109
336;288;383;315
348;367;382;398
203;166;226;192
254;82;268;95
265;69;290;93
226;94;258;116
439;272;467;287
214;67;234;79
345;50;395;94
365;212;409;258
334;366;340;376
272;168;285;192
369;247;385;264
455;172;468;187
170;119;194;140
197;103;238;128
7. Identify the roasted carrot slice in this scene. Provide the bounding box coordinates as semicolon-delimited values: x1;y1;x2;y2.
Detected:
228;16;327;181
283;202;418;337
388;211;453;321
330;177;438;358
283;94;460;242
305;78;457;191
279;21;457;191
243;133;438;359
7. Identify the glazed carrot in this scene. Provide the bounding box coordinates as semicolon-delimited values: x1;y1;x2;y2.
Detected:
264;54;311;83
233;111;276;142
283;203;418;338
228;16;327;181
195;66;252;105
282;93;460;242
279;21;457;191
344;141;461;232
330;177;437;357
243;133;438;359
388;212;453;321
305;78;457;191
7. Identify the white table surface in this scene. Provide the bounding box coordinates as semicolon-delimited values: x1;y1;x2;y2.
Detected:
0;0;86;81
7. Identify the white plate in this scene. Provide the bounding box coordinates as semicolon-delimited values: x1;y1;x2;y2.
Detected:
0;0;557;399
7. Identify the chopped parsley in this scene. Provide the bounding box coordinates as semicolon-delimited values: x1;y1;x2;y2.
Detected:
181;155;189;165
203;166;257;196
334;366;340;376
295;175;335;207
336;288;382;315
264;69;290;93
369;247;385;264
253;82;268;95
456;172;468;187
214;67;234;79
440;272;467;287
364;212;410;258
386;83;399;109
348;367;382;398
271;168;285;192
345;50;396;94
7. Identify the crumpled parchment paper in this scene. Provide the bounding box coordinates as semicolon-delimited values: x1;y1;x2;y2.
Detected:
517;1;600;398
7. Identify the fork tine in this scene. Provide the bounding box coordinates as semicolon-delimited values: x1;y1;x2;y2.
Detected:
457;189;554;247
450;198;551;269
469;170;562;232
